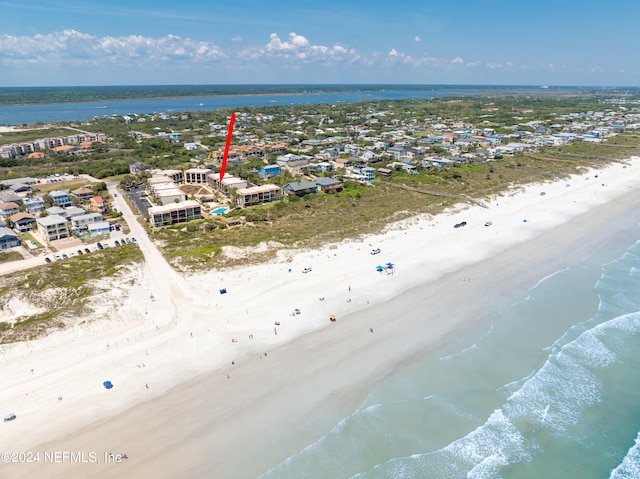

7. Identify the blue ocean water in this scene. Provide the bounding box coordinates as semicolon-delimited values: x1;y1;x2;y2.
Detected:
258;223;640;478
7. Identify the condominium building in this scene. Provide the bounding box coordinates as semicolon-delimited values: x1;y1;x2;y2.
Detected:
148;200;202;227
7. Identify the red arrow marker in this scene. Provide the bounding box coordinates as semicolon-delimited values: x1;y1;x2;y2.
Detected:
220;112;236;182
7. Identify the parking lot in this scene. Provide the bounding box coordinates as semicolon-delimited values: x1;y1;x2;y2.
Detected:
125;186;151;215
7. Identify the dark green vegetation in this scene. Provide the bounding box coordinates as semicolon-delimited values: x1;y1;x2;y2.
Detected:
3;84;635;107
3;94;638;182
0;244;143;343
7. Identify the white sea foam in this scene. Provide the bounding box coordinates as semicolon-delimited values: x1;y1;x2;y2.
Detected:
609;431;640;479
526;267;570;298
355;312;640;477
439;343;479;361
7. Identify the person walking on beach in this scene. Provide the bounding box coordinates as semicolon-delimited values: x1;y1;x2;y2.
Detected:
370;327;374;333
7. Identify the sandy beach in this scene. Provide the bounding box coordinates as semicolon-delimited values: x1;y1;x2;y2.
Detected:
2;158;640;478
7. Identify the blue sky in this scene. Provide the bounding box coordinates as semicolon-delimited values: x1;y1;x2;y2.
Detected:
0;0;638;87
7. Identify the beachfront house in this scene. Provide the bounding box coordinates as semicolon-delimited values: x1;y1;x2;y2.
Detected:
87;221;111;237
36;214;70;243
314;177;344;193
283;181;318;197
71;212;103;232
0;226;20;250
10;212;36;233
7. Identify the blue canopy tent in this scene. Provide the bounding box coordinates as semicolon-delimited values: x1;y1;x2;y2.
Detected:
220;288;227;294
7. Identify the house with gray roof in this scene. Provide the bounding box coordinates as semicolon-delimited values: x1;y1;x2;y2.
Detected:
36;214;70;243
0;192;23;205
283;181;317;197
314;177;343;193
9;183;32;194
0;226;20;250
71;212;103;232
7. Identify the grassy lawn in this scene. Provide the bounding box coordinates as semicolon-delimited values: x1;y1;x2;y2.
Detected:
31;179;89;193
0;243;143;343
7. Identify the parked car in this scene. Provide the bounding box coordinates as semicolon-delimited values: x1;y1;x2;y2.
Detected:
302;267;312;273
114;240;120;247
97;242;103;250
131;237;136;242
45;257;52;263
62;253;68;259
370;248;381;255
53;254;61;261
124;238;131;244
484;221;493;227
77;249;83;255
3;413;16;422
84;248;90;254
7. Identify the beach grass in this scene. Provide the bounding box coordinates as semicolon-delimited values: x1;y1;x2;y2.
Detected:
150;154;601;270
0;244;143;343
0;251;23;263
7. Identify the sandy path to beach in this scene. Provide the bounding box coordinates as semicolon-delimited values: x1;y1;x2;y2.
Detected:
1;159;639;478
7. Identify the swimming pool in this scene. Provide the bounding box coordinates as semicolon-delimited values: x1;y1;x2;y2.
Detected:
212;207;228;215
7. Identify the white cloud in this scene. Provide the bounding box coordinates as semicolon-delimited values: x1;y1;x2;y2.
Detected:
0;30;226;68
0;29;536;83
239;32;359;65
385;48;465;69
415;36;421;42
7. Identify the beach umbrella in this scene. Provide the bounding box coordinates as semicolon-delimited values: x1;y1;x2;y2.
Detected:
103;381;113;389
219;288;227;294
386;262;395;268
376;265;384;272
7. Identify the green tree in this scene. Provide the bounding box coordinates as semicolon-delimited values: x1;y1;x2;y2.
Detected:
42;193;54;208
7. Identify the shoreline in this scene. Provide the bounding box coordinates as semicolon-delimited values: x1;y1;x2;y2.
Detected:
2;158;640;477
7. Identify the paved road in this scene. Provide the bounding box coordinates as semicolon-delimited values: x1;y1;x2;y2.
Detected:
107;182;191;304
